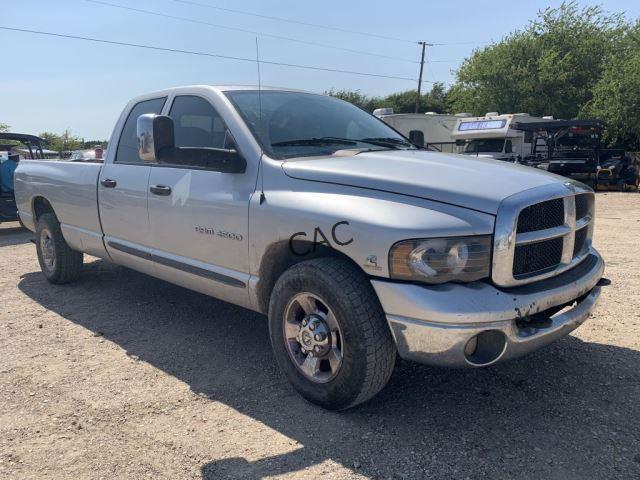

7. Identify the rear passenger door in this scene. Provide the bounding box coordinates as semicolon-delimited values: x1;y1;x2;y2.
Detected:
146;94;253;305
99;96;166;273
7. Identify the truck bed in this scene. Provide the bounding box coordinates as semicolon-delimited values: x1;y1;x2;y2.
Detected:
14;160;105;255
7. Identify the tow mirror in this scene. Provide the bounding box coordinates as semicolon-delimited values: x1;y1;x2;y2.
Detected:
137;114;246;173
408;130;425;147
137;114;174;163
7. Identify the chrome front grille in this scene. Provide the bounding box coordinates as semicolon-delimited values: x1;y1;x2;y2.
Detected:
513;237;563;277
492;182;595;287
516;198;565;233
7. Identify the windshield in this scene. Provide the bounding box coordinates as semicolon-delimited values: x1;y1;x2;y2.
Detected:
225;90;415;159
464;138;505;153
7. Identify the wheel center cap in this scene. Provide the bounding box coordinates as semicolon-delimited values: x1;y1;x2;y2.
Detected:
297;314;331;356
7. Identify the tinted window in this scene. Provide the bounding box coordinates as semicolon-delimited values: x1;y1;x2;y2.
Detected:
115;97;166;164
169;96;226;149
225;91;415;159
464;138;506;153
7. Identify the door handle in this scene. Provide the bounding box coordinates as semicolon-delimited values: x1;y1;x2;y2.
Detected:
150;185;172;196
100;179;117;188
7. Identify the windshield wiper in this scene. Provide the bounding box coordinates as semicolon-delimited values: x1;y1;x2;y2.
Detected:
271;137;358;147
360;137;414;149
271;136;409;150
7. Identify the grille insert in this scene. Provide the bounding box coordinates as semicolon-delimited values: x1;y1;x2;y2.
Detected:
513;237;563;277
517;198;564;233
573;226;588;257
575;193;591;220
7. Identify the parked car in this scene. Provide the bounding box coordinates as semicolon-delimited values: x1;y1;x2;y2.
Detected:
14;86;605;409
0;133;46;223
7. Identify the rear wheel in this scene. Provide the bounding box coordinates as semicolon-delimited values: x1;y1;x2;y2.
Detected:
35;213;83;284
268;257;396;410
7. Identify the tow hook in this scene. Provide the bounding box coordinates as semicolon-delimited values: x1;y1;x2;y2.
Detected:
597;277;611;287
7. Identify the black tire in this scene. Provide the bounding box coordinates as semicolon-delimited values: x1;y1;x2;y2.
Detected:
35;213;83;284
268;257;396;410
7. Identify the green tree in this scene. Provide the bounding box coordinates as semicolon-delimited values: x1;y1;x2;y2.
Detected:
0;122;9;133
40;129;83;154
449;2;627;118
581;23;640;149
326;83;451;114
324;89;378;111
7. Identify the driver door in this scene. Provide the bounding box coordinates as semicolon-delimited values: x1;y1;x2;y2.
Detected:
146;94;253;306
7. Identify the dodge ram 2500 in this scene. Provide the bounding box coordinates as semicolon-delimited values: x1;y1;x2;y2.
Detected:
14;86;605;410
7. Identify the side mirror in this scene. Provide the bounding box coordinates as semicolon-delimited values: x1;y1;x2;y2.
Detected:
137;114;246;173
408;130;425;147
137;114;174;163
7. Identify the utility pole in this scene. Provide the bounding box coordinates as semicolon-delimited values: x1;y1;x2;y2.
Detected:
415;41;429;113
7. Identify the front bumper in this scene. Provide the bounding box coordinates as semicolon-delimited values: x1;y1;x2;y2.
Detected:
372;249;604;367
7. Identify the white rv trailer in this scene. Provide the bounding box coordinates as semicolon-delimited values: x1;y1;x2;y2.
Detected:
373;109;464;153
451;113;548;162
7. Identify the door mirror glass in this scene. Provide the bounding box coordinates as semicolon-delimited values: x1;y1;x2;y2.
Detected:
137;114;175;163
408;130;425;147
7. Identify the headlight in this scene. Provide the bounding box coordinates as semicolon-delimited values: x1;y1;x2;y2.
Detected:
389;236;492;284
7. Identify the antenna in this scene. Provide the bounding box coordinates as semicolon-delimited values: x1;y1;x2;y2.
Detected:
256;37;266;205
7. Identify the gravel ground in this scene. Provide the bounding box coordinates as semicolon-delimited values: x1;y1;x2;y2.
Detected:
1;192;639;480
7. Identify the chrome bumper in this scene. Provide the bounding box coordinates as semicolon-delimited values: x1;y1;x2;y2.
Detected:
371;249;604;368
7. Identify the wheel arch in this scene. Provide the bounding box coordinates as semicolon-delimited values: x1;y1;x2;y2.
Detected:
32;196;57;223
255;240;366;314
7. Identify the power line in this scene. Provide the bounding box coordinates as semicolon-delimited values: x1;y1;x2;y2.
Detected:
172;0;417;44
0;26;429;83
171;0;496;48
84;0;419;64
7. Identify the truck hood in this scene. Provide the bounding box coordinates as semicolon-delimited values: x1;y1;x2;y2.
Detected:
282;150;563;215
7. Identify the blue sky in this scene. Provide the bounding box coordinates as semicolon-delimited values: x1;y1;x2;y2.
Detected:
2;0;639;139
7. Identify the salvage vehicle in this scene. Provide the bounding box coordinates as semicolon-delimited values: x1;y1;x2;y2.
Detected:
14;86;605;409
514;120;605;186
0;133;46;223
596;150;640;191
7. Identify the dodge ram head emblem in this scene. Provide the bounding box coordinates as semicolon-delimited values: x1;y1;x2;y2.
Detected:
364;255;382;271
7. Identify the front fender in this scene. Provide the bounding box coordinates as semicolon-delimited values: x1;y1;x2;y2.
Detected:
249;178;495;280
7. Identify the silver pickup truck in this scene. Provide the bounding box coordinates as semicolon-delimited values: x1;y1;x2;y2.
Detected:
15;85;605;410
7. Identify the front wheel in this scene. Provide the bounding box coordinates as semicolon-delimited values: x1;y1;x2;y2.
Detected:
268;257;396;410
35;213;83;284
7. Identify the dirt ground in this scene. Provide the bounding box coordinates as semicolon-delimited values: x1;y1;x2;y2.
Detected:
1;192;639;480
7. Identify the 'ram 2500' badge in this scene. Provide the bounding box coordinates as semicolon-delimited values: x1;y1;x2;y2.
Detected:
194;225;243;241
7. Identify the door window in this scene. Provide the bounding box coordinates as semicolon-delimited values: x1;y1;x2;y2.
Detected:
115;97;166;164
169;96;227;149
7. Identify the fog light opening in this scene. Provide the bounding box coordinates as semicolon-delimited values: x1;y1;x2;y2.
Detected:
464;330;507;367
